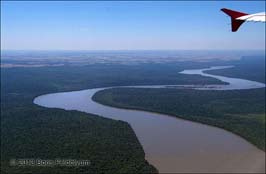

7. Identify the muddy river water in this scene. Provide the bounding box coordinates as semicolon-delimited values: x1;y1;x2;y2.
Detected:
34;66;265;173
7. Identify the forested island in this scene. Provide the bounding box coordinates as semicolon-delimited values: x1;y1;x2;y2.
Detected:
92;57;265;152
92;56;266;152
93;87;265;151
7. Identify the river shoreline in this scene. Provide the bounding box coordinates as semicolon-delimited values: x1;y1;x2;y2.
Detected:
91;90;265;151
34;66;265;173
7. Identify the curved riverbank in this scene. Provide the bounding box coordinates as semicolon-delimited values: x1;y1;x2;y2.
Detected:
34;66;265;173
92;87;265;151
179;66;265;90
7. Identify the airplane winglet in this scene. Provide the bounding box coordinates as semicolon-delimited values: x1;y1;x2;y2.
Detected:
221;8;248;32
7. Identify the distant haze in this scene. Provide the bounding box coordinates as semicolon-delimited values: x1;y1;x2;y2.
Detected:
1;50;265;68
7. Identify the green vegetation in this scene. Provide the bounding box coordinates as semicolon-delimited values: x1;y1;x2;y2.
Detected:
1;62;223;173
1;108;156;173
1;63;226;95
205;56;265;83
1;56;265;173
93;87;265;151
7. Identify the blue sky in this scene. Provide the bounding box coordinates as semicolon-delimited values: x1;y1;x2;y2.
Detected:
1;1;265;50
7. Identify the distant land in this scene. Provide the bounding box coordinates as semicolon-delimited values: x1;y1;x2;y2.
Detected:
1;50;265;68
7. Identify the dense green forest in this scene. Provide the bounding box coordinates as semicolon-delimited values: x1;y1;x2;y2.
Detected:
1;62;224;174
1;56;265;173
1;62;226;96
92;56;266;152
1;108;157;173
93;87;265;151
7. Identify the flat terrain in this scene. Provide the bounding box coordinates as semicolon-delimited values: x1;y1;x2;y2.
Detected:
1;108;157;173
205;56;265;83
1;61;223;173
93;87;265;151
1;53;265;173
92;56;266;151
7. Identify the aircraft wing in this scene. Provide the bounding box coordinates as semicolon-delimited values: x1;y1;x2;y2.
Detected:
221;8;266;32
236;12;266;22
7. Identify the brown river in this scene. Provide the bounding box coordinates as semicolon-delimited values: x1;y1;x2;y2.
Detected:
34;66;265;173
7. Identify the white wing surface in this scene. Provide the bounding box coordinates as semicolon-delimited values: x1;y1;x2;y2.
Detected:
237;12;266;22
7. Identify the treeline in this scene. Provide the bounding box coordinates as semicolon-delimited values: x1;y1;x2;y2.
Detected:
93;87;265;151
